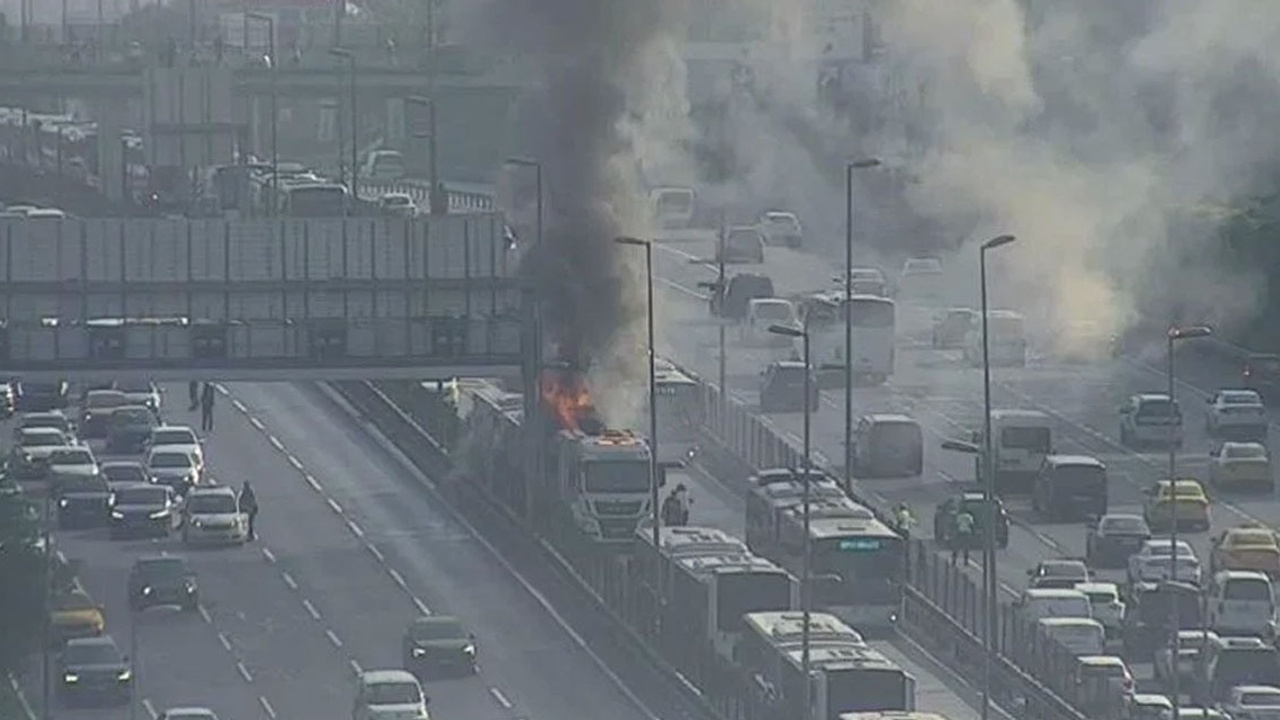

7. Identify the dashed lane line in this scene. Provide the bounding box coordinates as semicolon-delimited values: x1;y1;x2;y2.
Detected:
388;568;407;589
236;661;254;683
327;497;343;515
288;455;304;471
258;696;278;719
305;474;321;492
232;399;247;413
326;629;344;648
367;544;385;563
413;597;431;616
489;687;515;709
349;659;363;676
142;698;158;720
269;435;285;451
218;632;233;651
261;547;276;564
281;571;298;590
197;604;212;624
250;417;266;431
302;599;321;621
347;520;365;538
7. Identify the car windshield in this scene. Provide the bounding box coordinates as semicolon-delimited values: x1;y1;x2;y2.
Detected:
1101;516;1148;534
117;380;154;393
1242;690;1280;706
1083;589;1117;604
366;681;422;706
1041;562;1087;578
764;214;798;230
138;558;188;579
583;461;650;493
187;494;237;514
50;449;92;465
64;642;120;665
1002;426;1050;452
150;453;191;469
410;619;466;641
115;487;167;505
1226;444;1267;459
102;465;147;483
1223;391;1261;404
1138;398;1178;416
21;431;62;446
56;592;96;611
1149;541;1195;557
152;429;196;445
753;302;793;321
1225;579;1273;601
1160;482;1204;499
86;392;124;409
111;408;153;424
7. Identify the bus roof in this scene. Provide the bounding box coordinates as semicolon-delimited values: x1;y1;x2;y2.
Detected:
862;413;917;425
638;525;748;558
744;611;864;648
989;409;1050;423
807;516;899;541
676;553;790;579
784;497;874;521
784;644;899;671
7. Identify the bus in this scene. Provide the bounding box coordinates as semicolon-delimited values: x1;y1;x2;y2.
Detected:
745;468;850;557
652;358;701;464
799;293;896;386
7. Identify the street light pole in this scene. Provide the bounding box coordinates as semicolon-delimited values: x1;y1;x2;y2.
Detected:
1166;324;1211;720
328;48;357;199
843;158;879;493
41;493;51;720
247;13;276;215
616;237;659;548
979;233;1016;720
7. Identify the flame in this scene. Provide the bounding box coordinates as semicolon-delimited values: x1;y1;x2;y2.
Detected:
540;366;598;433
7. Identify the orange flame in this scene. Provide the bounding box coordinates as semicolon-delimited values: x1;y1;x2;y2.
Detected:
540;367;598;433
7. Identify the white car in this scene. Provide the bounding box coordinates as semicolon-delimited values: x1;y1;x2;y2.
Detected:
1206;389;1268;437
149;426;205;474
353;669;430;720
1075;582;1126;638
743;298;798;346
1129;538;1202;586
758;210;802;248
1209;442;1273;491
1222;684;1280;720
159;709;218;720
181;486;248;546
1120;393;1184;448
145;448;201;494
379;193;417;218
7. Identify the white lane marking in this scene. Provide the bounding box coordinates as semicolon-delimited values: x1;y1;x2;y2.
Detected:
142;698;158;720
236;661;254;683
250;417;265;431
269;435;285;451
388;568;407;588
305;474;321;492
337;393;662;720
413;597;431;616
327;497;343;514
367;544;385;562
6;672;37;720
349;659;363;676
288;455;304;471
302;599;321;620
215;383;229;395
347;520;365;538
55;550;67;564
281;571;298;590
326;629;344;648
258;696;278;719
488;687;514;709
232;399;247;413
197;604;212;624
218;632;232;651
261;547;276;563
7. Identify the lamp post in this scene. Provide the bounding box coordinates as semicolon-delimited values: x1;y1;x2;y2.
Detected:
696;208;729;405
843;157;880;493
328;47;358;199
247;13;276;215
978;233;1016;720
503;157;543;247
614;237;659;548
1167;323;1211;720
41;493;52;720
407;95;442;213
768;321;813;717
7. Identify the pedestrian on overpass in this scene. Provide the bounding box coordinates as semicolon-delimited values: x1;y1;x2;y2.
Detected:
952;507;974;566
200;382;216;432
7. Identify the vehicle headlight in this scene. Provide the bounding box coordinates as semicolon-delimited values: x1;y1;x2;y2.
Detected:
184;581;196;593
191;518;204;528
463;644;475;655
141;586;152;595
116;669;131;681
412;647;426;657
110;510;124;519
148;509;170;519
63;673;78;683
59;498;70;508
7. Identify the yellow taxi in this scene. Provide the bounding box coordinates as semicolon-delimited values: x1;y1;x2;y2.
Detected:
1211;525;1280;579
49;589;105;644
1142;479;1211;533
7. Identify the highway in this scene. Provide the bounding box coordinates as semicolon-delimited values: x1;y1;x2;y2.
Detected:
35;387;659;720
649;233;1273;684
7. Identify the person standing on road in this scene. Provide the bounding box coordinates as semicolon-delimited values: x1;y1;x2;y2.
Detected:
188;381;199;411
200;382;215;432
240;481;259;540
895;502;916;539
953;507;975;566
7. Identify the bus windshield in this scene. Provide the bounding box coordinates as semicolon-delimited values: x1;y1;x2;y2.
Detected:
813;535;904;605
873;421;922;450
583;461;650;494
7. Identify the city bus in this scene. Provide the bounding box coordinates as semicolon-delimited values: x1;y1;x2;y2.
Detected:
651;358;701;464
799;293;896;386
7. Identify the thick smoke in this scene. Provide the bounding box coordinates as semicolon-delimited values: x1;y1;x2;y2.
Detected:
472;0;686;421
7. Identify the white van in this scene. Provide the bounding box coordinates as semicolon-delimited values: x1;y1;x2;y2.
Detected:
983;409;1053;491
964;310;1027;367
1209;570;1277;639
650;187;695;229
1015;588;1093;624
743;298;798;347
850;414;924;478
1037;617;1107;657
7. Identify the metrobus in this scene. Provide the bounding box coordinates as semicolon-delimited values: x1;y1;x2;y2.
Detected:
799;293;896;386
651;358;701;464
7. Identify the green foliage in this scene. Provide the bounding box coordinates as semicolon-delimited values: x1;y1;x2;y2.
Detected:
0;485;49;674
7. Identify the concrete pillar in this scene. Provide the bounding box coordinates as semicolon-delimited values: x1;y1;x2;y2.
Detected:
97;100;126;202
385;97;405;148
249;95;263;159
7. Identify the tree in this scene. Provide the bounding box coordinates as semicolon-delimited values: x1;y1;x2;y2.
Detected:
0;486;49;675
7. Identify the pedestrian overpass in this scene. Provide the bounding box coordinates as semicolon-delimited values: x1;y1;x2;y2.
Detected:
0;213;528;382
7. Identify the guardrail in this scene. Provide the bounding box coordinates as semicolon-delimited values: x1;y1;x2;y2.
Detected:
356;178;494;214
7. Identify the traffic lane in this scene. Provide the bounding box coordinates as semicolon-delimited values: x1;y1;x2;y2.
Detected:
172;386;517;720
220;381;654;720
654;238;839;299
52;526;263;720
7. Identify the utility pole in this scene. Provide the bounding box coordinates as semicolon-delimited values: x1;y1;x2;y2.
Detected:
41;493;51;720
426;0;446;215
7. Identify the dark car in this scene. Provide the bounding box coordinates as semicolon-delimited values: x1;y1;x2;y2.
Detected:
80;390;127;440
759;361;819;414
105;405;160;454
16;380;70;412
932;308;979;349
56;475;111;529
57;636;132;705
402;615;477;678
1085;513;1152;568
1243;353;1280;403
109;483;178;539
14;410;77;442
9;427;71;479
717;226;766;264
711;273;774;319
100;461;153;486
934;490;1010;549
128;555;198;611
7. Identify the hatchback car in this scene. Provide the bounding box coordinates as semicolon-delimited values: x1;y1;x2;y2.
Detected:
759;361;819;414
58;636;132;705
402;615;477;678
80;389;127;439
353;669;429;720
1128;538;1202;586
128;555;198;611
